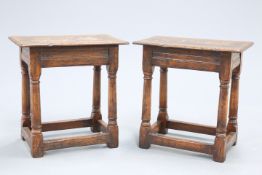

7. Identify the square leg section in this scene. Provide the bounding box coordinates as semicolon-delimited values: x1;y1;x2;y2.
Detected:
139;119;237;162
21;118;116;157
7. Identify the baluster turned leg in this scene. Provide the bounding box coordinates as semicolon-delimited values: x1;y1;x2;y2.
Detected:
213;55;232;162
139;46;154;149
107;46;119;148
157;67;169;134
21;59;31;140
228;64;241;145
29;50;43;157
91;66;102;132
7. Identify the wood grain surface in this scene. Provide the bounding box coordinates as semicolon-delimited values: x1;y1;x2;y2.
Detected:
9;34;129;47
133;36;253;52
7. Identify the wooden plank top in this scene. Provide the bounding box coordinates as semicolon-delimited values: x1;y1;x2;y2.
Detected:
133;36;253;52
9;34;129;47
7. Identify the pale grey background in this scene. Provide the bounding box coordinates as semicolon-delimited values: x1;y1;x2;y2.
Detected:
0;0;261;174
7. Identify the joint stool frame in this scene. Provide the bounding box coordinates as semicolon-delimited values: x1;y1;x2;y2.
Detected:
10;35;128;157
134;36;252;163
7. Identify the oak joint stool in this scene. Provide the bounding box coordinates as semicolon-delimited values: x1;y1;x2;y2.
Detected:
9;34;128;158
134;36;253;162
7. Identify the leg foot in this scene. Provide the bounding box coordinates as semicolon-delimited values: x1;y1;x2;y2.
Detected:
31;131;44;158
139;123;151;149
213;134;226;162
107;124;118;148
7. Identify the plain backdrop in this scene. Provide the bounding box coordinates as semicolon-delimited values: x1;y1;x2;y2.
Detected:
0;0;261;174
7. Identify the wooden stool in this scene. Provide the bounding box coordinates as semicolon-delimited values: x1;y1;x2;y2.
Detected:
134;36;253;162
9;35;128;157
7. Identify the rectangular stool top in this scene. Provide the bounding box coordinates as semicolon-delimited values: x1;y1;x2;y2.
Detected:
9;34;129;47
133;36;253;52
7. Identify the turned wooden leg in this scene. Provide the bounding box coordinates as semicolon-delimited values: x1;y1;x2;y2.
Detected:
227;65;241;146
21;59;31;140
157;67;169;134
91;66;102;132
213;56;232;162
29;51;43;158
107;46;119;148
139;46;154;149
